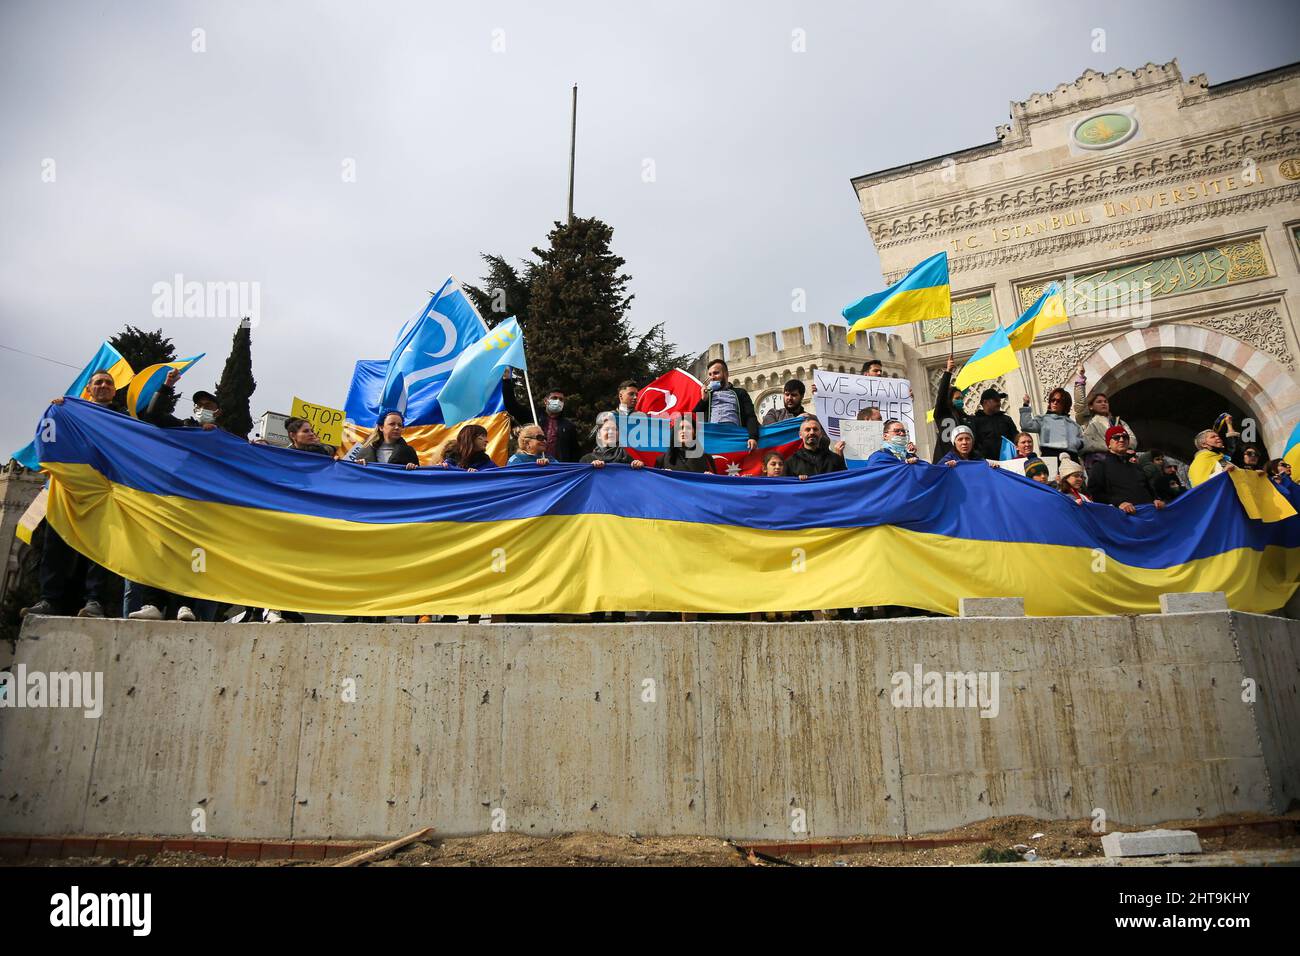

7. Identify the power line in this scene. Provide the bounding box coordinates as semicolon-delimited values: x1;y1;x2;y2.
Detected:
0;342;83;371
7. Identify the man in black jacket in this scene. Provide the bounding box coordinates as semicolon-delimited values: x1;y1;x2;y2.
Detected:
970;387;1018;461
692;359;759;451
785;417;847;479
502;374;580;463
1087;426;1167;515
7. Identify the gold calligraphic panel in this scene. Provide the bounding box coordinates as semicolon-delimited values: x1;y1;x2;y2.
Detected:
1017;238;1269;313
919;292;995;343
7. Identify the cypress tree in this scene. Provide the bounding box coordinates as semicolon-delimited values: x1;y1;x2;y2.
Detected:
214;318;256;438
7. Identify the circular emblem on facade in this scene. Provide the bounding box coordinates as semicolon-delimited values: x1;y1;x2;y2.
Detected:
1071;112;1138;150
1279;157;1300;181
756;390;785;420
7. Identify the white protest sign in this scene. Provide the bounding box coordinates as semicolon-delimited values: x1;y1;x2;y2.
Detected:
839;420;884;464
814;370;914;443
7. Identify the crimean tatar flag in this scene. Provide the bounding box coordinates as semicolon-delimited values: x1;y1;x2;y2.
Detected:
954;324;1019;392
1007;282;1069;352
842;252;951;344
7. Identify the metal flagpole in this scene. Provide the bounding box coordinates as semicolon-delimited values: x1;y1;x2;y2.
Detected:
567;84;577;224
521;364;540;427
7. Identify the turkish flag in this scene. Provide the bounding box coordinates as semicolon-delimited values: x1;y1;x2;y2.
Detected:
635;368;702;419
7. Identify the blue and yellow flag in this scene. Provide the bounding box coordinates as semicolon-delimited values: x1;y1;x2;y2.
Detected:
1007;282;1068;352
1283;421;1300;473
954;324;1019;392
33;398;1300;617
842;252;951;343
125;355;205;420
11;340;134;471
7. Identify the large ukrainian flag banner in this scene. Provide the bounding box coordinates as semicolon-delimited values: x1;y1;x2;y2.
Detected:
842;252;951;344
35;399;1300;617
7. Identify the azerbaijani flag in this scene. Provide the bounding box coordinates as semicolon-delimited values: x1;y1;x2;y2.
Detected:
842;251;951;344
954;324;1019;392
1007;283;1068;352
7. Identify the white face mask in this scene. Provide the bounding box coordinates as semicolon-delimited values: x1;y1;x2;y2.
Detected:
546;399;564;414
195;408;216;425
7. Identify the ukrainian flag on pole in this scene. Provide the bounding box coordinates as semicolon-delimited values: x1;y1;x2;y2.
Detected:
954;324;1019;392
436;318;528;425
842;251;951;344
1007;282;1068;352
126;355;205;420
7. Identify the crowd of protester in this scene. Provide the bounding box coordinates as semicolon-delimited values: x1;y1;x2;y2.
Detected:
17;355;1285;624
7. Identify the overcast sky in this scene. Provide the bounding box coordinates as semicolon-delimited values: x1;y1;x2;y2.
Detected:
2;0;1296;453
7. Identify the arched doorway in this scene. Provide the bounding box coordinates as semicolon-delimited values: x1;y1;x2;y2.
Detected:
1109;377;1259;463
1079;325;1300;459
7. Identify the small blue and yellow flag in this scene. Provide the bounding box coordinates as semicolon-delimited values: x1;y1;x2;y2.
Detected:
126;355;205;420
954;324;1019;392
1007;282;1068;352
842;252;951;344
1283;421;1300;474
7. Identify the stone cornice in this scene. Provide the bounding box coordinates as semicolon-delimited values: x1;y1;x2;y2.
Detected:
866;121;1300;247
880;181;1300;282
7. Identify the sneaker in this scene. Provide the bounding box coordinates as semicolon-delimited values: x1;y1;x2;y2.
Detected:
19;599;56;619
77;600;106;618
128;604;163;621
263;610;284;624
176;606;197;622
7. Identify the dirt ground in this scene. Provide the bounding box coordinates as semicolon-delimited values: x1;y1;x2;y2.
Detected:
13;809;1300;867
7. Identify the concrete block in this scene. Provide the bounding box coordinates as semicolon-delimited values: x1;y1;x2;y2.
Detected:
1101;828;1203;857
1160;592;1228;613
959;597;1025;617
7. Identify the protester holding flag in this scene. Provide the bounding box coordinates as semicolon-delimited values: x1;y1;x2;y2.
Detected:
867;419;921;466
1188;428;1238;487
693;359;759;450
507;424;550;466
582;416;644;469
442;424;497;471
20;372;124;620
940;425;988;466
761;380;808;425
762;452;788;477
286;417;335;456
506;382;580;462
931;356;971;463
656;416;710;473
1267;458;1293;490
1019;388;1083;462
1088;426;1164;513
353;411;420;468
1057;459;1092;504
970;388;1018;461
785;417;847;479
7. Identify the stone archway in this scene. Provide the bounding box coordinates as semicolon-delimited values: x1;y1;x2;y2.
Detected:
1078;325;1300;454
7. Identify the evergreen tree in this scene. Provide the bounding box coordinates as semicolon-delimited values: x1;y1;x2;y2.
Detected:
468;217;688;437
214;318;256;438
109;326;176;413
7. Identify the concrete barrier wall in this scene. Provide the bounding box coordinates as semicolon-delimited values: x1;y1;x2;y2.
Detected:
1;613;1296;840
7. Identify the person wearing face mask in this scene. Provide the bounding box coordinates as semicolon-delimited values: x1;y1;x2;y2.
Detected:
867;419;921;466
21;370;125;620
501;371;580;463
125;378;231;623
1074;367;1137;468
353;410;420;468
